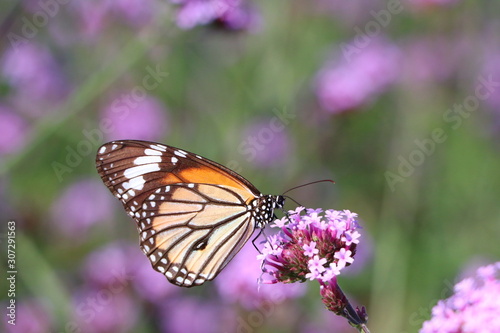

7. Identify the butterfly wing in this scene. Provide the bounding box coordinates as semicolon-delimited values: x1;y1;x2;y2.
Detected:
96;140;262;287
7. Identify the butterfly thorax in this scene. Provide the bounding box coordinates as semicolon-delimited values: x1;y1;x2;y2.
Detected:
252;194;285;228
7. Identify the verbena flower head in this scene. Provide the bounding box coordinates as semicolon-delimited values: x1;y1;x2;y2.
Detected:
420;262;500;333
259;207;361;284
259;207;369;331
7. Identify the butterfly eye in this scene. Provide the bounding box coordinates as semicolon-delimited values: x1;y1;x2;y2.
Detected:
96;140;282;287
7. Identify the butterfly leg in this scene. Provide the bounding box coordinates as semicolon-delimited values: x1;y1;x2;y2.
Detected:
251;228;264;254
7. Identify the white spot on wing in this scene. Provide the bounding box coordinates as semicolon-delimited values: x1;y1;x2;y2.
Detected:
124;164;160;179
174;149;187;157
134;156;162;165
144;148;163;156
149;144;167;152
99;146;106;154
123;176;146;191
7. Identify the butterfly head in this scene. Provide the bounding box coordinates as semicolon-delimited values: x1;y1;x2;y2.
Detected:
253;194;285;228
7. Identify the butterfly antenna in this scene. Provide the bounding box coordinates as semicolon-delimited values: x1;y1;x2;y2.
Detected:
282;179;335;195
282;195;301;207
281;179;335;222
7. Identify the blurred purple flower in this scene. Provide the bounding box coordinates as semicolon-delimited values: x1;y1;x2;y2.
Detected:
160;297;236;333
216;241;306;309
70;0;110;39
420;262;500;333
83;242;138;287
73;287;138;333
1;43;68;115
240;118;290;168
0;106;29;156
51;179;115;238
171;0;260;30
3;299;52;333
101;94;168;142
315;39;400;113
84;241;178;302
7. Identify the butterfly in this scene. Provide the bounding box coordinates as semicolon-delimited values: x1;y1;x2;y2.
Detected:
96;140;284;287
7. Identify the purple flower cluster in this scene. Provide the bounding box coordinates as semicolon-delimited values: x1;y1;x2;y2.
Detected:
259;207;361;284
420;262;500;333
259;207;369;330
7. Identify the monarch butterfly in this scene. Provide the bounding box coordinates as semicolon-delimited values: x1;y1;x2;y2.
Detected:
96;140;284;287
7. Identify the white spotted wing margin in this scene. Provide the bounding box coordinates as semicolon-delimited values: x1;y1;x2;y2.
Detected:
95;140;278;287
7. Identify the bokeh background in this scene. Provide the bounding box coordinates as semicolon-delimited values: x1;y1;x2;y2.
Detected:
1;0;500;332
